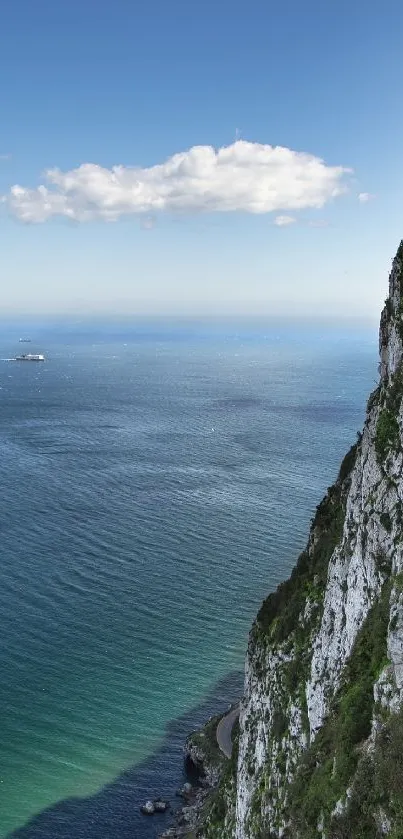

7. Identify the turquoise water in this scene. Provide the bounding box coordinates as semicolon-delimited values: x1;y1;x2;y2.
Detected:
0;319;377;838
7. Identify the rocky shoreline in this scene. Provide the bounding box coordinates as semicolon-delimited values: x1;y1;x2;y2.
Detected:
158;785;211;839
157;711;232;839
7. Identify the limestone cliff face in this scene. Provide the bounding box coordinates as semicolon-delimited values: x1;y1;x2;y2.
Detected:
204;242;403;839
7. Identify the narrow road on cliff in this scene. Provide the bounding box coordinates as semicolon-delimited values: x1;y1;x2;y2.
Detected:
216;706;240;758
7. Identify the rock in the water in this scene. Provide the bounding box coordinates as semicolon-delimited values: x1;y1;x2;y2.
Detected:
140;800;155;815
154;798;170;812
176;781;193;799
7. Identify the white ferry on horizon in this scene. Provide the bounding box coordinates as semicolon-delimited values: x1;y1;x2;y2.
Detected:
14;353;45;362
19;338;32;343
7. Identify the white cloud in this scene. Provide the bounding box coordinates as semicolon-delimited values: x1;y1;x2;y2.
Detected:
140;215;156;230
274;215;296;226
308;218;330;228
0;153;11;161
358;192;375;203
6;140;351;224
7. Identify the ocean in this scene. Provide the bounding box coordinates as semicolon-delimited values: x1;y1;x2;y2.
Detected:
0;318;378;838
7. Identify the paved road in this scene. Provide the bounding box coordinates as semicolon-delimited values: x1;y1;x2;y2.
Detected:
216;706;240;759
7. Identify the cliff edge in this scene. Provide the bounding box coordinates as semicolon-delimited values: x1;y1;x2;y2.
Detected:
200;241;403;838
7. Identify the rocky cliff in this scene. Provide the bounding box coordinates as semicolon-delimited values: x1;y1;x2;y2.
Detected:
200;241;403;838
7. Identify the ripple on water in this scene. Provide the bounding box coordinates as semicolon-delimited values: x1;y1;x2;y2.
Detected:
0;321;376;837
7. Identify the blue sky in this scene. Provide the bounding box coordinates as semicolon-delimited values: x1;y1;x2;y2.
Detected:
1;0;402;316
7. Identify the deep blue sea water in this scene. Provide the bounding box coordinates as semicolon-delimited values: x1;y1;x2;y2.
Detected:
0;318;378;838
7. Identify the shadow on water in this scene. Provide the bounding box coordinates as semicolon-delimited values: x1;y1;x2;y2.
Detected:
8;671;243;839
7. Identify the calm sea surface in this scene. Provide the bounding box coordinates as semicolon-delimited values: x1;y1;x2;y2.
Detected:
0;318;377;838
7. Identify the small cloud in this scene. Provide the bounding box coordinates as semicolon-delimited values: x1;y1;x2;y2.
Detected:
0;153;11;161
308;219;329;228
358;192;375;203
140;215;156;230
274;215;296;226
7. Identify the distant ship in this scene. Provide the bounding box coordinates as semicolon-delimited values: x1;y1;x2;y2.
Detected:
19;338;32;343
14;354;45;362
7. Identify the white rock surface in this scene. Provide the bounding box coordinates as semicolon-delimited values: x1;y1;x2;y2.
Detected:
232;245;403;839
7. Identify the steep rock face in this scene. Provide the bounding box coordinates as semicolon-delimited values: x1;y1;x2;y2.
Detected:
202;242;403;839
236;454;356;838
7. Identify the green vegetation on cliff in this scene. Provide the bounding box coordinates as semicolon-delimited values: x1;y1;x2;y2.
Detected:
376;362;403;463
203;722;239;838
255;440;358;644
186;713;226;779
330;706;403;839
288;579;391;837
375;409;400;462
201;442;359;839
